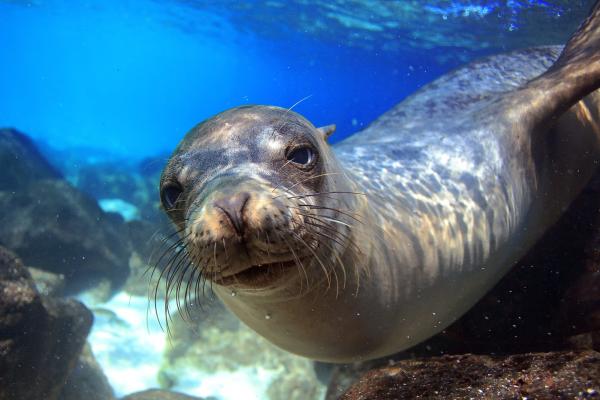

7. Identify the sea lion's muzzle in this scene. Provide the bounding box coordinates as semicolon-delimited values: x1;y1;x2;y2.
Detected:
213;191;251;237
184;178;309;287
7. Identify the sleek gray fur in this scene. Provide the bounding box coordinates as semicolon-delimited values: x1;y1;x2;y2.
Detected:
160;3;600;362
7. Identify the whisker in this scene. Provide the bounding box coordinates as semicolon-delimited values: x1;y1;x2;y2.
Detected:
295;211;354;229
164;248;191;334
287;191;366;200
303;219;358;254
182;261;199;322
259;230;273;261
174;260;193;322
275;94;314;132
145;231;189;281
292;204;364;224
289;230;332;292
279;233;310;291
152;240;188;333
298;222;350;297
145;226;185;269
272;173;342;199
286;172;341;191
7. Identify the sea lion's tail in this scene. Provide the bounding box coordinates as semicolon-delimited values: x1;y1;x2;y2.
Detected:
523;0;600;127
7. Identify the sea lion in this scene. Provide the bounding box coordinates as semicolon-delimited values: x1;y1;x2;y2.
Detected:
157;2;600;362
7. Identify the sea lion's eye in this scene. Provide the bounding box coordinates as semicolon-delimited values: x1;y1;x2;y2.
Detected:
161;183;183;210
287;146;315;166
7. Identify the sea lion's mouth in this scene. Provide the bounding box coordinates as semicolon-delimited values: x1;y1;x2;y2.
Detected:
214;260;300;287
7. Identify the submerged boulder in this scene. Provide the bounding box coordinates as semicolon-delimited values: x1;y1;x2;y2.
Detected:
28;266;66;297
0;245;93;400
51;152;167;223
0;128;132;293
120;390;206;400
59;343;116;400
338;351;600;400
0;128;62;190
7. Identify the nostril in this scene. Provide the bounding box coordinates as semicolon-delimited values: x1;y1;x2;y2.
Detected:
213;192;251;236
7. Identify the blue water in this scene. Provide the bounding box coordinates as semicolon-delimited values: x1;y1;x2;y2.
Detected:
1;1;597;399
0;1;443;159
2;0;592;160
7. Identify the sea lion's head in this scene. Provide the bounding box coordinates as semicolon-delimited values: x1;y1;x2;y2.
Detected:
159;105;359;298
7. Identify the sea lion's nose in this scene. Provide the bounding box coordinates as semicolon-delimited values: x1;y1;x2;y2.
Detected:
213;192;251;236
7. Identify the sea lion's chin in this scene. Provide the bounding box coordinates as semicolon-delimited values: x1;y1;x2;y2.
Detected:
213;259;300;288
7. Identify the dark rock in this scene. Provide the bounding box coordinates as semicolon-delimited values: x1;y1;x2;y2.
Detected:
0;179;131;293
120;389;206;400
566;331;600;351
59;343;115;400
76;162;151;211
28;266;66;296
556;177;600;338
326;360;390;400
0;129;133;293
339;351;600;400
67;156;164;223
0;246;93;400
0;128;61;190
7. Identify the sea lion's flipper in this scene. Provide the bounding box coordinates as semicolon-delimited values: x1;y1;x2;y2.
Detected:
522;0;600;128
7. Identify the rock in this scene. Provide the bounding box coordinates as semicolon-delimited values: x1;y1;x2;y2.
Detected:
0;128;61;190
325;360;390;400
556;177;600;339
0;179;131;293
65;155;166;223
120;389;206;400
28;266;66;296
0;129;132;294
0;246;93;400
566;332;600;351
59;343;116;400
339;351;600;400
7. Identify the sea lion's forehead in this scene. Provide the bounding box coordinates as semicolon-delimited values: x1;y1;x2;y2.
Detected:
166;106;318;183
180;105;316;152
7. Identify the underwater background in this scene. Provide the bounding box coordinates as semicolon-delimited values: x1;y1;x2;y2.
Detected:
0;1;598;399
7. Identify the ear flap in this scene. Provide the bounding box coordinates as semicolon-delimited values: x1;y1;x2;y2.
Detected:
317;124;336;140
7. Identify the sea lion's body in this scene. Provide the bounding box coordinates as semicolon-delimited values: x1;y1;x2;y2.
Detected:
159;4;600;362
216;47;600;362
325;46;600;358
